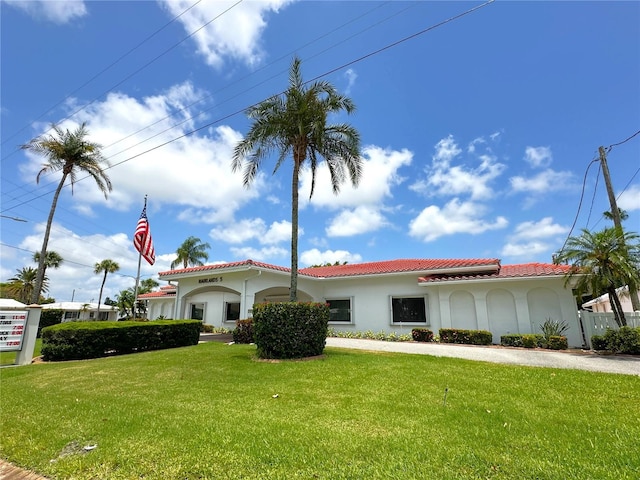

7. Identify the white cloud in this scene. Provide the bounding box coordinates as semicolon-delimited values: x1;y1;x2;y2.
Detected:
500;217;568;259
344;68;357;95
408;199;508;242
20;84;260;223
618;185;640;211
5;0;87;24
210;219;295;245
300;248;363;267
229;245;288;262
411;135;505;200
325;206;388;237
301;145;412;209
509;169;574;194
159;0;293;68
524;146;552;168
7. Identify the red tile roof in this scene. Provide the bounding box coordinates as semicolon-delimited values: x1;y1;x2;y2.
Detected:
138;290;176;299
299;258;500;278
419;262;571;283
159;259;290;277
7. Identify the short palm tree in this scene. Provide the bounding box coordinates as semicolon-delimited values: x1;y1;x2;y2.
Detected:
8;267;49;304
232;56;362;300
21;123;112;303
94;259;120;317
554;227;640;327
171;236;211;269
33;250;63;282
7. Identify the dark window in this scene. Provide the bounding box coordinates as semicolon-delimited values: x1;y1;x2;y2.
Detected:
327;298;351;322
391;297;427;323
225;302;241;321
190;304;204;321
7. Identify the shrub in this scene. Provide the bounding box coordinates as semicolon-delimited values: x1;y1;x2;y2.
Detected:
233;319;254;344
540;318;569;342
500;334;523;347
200;323;214;333
546;335;568;350
412;328;434;342
599;327;640;355
590;334;607;351
41;320;201;361
439;328;493;345
253;302;329;359
37;309;63;338
522;334;544;348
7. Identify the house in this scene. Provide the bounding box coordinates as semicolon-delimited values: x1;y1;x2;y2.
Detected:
41;302;119;321
581;285;639;313
139;258;584;347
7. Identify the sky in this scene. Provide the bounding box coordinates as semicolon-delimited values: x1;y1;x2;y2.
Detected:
1;0;639;304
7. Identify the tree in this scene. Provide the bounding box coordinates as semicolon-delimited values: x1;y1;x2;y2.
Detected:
94;259;120;317
170;236;211;269
33;250;63;282
554;227;640;327
7;267;49;304
21;123;112;303
232;56;362;301
138;278;159;294
116;288;135;320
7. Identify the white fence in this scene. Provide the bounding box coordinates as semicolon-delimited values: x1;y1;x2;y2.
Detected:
579;311;640;349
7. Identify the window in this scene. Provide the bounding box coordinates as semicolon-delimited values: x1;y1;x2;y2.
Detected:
326;298;352;323
225;302;241;322
64;311;79;320
391;296;427;324
190;303;204;321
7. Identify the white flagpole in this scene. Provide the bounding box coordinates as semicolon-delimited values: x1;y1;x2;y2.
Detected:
133;195;146;318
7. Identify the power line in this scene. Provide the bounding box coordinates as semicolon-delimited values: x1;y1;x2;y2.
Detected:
1;0;495;216
607;129;640;150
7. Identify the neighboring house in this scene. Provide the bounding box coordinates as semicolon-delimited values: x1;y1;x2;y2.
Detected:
0;298;27;309
138;258;584;347
41;302;118;321
581;285;638;313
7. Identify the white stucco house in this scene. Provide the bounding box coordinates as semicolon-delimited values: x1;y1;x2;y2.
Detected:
41;302;119;321
581;285;639;313
138;258;584;347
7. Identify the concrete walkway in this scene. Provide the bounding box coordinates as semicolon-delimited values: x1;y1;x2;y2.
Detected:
325;337;640;376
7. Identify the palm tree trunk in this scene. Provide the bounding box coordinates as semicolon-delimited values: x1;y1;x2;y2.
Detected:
290;158;300;302
32;174;67;303
608;287;627;327
97;270;108;317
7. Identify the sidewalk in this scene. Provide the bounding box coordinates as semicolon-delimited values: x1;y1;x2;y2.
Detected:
325;337;640;376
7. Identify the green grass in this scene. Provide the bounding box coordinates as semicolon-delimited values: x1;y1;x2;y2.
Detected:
0;338;42;366
1;342;638;479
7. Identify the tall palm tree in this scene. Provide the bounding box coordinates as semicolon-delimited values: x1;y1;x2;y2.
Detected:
232;56;362;301
94;259;120;318
171;236;211;269
33;250;63;282
554;227;640;327
7;267;49;304
21;123;112;303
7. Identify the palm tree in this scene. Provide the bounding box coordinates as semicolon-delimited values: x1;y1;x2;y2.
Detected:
21;123;112;303
170;236;211;269
33;250;63;281
554;227;640;327
7;267;49;304
232;56;362;301
139;278;159;294
94;259;120;318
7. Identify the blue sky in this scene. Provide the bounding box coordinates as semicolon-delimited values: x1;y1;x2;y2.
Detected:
1;0;639;303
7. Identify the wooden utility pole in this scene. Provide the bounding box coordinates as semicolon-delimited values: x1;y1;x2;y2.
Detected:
599;146;640;311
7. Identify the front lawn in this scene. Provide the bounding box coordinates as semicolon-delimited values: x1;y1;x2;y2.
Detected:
1;342;638;479
0;339;42;366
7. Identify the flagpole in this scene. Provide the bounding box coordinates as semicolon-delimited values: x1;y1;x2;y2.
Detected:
133;195;147;318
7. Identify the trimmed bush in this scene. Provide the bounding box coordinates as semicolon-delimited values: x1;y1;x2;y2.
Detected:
412;328;434;343
233;319;254;344
546;335;568;350
37;309;64;338
595;327;640;354
500;334;524;347
522;334;544;348
439;328;493;345
590;334;607;351
41;320;201;361
253;302;329;359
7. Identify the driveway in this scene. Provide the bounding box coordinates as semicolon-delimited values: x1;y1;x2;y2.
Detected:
325;337;640;376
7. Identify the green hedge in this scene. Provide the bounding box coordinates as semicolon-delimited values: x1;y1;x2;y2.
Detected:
546;335;568;350
41;320;201;361
233;319;254;344
500;334;524;347
439;328;493;345
522;334;545;348
253;302;329;359
37;309;63;338
591;327;640;354
411;328;434;342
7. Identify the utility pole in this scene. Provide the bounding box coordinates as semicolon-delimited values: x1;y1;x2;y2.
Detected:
599;146;640;311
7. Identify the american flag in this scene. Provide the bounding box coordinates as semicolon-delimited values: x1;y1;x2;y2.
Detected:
134;205;155;265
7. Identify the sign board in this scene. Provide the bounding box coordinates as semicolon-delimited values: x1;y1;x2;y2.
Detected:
0;311;28;352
